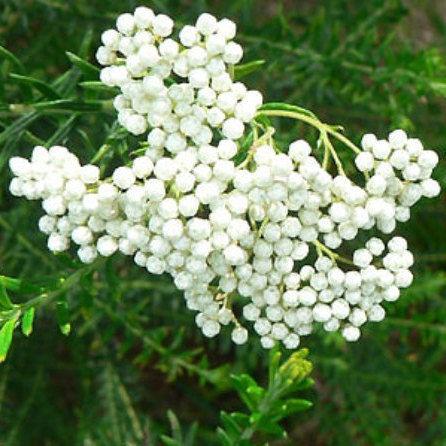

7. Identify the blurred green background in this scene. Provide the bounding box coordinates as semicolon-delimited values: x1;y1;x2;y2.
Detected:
0;0;445;444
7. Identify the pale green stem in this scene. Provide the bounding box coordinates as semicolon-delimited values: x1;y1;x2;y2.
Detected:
257;109;361;154
312;240;355;266
238;127;276;169
321;130;346;176
90;143;111;164
322;143;330;170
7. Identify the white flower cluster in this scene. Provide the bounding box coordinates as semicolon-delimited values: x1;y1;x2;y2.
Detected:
355;130;441;233
8;126;440;347
244;236;414;346
7;9;442;349
97;7;262;144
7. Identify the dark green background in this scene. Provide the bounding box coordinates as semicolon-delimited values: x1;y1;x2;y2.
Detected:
0;0;445;444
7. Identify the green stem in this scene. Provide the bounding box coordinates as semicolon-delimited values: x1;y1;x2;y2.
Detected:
239;127;276;169
321;130;346;176
322;143;330;170
257;109;361;154
90;143;111;164
239;379;283;442
257;217;270;237
312;240;355;266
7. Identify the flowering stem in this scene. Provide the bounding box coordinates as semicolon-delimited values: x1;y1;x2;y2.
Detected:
312;240;355;266
257;109;361;154
322;142;330;170
321;130;346;176
257;217;270;237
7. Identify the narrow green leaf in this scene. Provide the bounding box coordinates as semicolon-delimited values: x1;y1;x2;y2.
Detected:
56;300;71;336
228;412;250;429
21;307;35;337
0;283;14;310
254;113;272;129
291;377;315;391
231;374;260;410
33;99;107;113
46;114;79;146
79;81;118;93
216;427;234;446
0;318;17;363
9;74;60;100
234;60;266;79
220;411;243;437
234;131;254;165
160;437;179;446
66;51;99;79
166;410;183;442
0;111;40;146
0;46;33;99
249;411;262;424
259;102;318;119
268;345;282;383
430;81;446;97
0;45;25;73
0;276;41;294
231;373;259;390
246;384;265;403
52;67;81;96
184;422;198;446
78;28;94;58
276;398;313;418
257;420;285;437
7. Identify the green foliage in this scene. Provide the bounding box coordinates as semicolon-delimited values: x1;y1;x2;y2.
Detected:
161;410;199;446
217;348;313;445
0;317;17;362
234;60;266;80
20;307;35;337
0;0;445;445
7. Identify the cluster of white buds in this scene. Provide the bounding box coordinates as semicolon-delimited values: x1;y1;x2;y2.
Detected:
355;130;441;232
97;7;263;146
243;235;414;347
7;9;442;349
9;146;101;257
8;128;440;347
184;138;426;348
